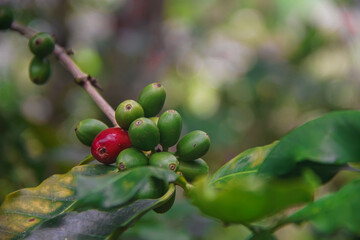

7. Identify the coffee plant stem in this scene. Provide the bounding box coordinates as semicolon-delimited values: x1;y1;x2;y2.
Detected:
268;218;289;233
10;22;119;127
242;223;258;234
175;173;193;192
78;154;95;166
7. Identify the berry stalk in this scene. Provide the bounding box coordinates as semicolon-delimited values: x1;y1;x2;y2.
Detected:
10;22;118;127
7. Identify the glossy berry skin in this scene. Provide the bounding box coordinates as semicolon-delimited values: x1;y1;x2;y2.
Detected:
0;6;13;30
29;57;51;85
158;110;182;148
176;130;210;162
129;117;160;151
29;32;55;57
138;83;166;117
91;127;132;164
75;119;108;146
149;152;179;172
116;147;148;171
178;158;209;182
115;100;144;130
136;177;165;199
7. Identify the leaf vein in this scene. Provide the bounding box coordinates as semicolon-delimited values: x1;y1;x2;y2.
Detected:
2;210;51;219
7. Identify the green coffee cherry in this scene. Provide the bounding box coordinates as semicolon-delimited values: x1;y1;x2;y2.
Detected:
115;100;144;130
138;83;166;117
75;118;108;146
136;177;165;199
149;152;179;172
129;117;160;151
158;110;182;149
176;130;210;161
29;32;55;57
153;189;176;214
116;147;148;171
29;57;51;85
0;6;13;30
149;117;159;125
178;158;209;182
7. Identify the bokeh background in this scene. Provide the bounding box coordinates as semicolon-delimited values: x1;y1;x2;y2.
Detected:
1;0;360;239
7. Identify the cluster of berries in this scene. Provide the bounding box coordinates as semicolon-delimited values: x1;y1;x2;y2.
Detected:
0;6;54;85
28;32;55;85
75;83;210;183
1;6;209;208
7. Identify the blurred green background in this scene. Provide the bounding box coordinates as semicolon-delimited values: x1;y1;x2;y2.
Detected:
1;0;360;239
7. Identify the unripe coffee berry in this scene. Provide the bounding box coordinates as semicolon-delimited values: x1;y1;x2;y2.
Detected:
115;100;144;130
149;152;179;172
129;117;160;151
158;110;182;149
0;6;13;30
136;177;165;199
116;147;148;171
29;57;51;85
138;83;166;117
176;130;210;162
75;119;108;146
178;158;209;182
91;127;132;164
29;32;55;58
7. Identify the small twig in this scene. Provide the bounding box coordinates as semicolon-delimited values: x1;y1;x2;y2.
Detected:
66;48;74;55
10;22;119;127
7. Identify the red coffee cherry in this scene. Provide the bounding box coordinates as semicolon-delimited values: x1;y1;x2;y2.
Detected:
91;127;132;164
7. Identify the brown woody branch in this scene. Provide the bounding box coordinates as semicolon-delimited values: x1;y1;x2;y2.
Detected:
10;22;119;127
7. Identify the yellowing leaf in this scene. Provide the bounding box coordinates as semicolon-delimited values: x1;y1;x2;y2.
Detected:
0;164;115;240
211;141;278;183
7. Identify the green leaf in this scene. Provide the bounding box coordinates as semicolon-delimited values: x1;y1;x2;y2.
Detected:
189;172;317;224
75;166;179;209
259;111;360;178
24;185;176;240
210;141;278;183
286;179;360;235
0;164;115;240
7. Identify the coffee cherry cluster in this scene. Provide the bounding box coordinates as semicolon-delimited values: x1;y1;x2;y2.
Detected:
115;83;210;179
75;83;210;184
0;6;54;85
28;32;55;85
